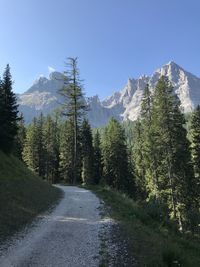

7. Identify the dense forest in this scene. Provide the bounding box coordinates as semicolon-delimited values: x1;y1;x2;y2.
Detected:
0;59;200;235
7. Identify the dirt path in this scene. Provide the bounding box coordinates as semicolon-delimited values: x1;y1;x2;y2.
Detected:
0;186;103;267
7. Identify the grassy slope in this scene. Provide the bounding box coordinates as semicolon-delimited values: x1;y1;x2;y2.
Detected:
0;151;62;242
89;186;200;267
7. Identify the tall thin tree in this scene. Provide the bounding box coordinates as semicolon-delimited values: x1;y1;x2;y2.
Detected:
80;119;94;184
190;105;200;183
59;57;87;184
102;118;134;194
151;77;196;230
59;120;74;183
93;130;103;184
0;65;19;153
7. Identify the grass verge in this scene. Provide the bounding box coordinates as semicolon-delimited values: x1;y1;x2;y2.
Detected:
0;151;62;242
87;185;200;267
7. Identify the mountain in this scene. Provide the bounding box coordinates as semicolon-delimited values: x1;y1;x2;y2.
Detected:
17;61;200;127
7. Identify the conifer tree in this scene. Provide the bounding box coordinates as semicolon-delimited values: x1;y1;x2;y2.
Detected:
151;77;196;229
43;115;60;183
93;130;102;184
59;57;87;184
141;84;159;198
59;120;74;183
132;120;147;198
102;118;133;193
23;118;40;173
80;119;94;184
37;113;46;178
0;65;19;153
0;77;4;145
141;84;152;122
22;116;46;178
190;105;200;183
14;113;26;159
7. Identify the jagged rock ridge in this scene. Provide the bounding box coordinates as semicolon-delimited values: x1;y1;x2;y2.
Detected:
17;61;200;127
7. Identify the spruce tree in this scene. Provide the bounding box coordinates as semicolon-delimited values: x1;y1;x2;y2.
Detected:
140;84;159;198
132;120;147;199
102;118;133;193
190;105;200;182
59;120;75;183
59;57;87;184
37;113;46;178
23;118;40;174
0;65;19;153
43;115;60;184
93;130;102;184
151;77;196;230
0;77;4;146
189;105;200;231
141;84;152;121
22;116;46;178
80;119;94;184
134;85;152;195
14;113;26;160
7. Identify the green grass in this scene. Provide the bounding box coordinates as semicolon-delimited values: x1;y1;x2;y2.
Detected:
88;186;200;267
0;151;62;242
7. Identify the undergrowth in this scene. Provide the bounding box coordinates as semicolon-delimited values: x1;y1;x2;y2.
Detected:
88;185;200;267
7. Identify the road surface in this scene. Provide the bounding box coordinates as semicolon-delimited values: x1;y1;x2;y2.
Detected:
0;186;104;267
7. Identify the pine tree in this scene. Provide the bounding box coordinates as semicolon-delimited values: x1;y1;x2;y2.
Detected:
141;84;152;122
102;118;133;193
0;77;4;145
22;116;46;178
80;119;94;184
23;118;40;173
133;84;160;200
37;113;46;178
151;76;196;230
93;130;102;184
190;105;200;182
141;84;159;198
14;113;26;160
59;120;74;183
122;120;136;148
0;65;19;153
132;120;147;199
59;57;87;184
189;105;200;231
43;115;60;184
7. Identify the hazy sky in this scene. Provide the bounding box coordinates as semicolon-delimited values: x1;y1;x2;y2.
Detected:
0;0;200;98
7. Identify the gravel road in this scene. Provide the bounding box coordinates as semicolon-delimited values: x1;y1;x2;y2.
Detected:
0;186;104;267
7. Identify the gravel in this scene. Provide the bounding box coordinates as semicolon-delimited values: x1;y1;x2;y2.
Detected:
102;223;138;266
0;186;104;267
98;202;137;267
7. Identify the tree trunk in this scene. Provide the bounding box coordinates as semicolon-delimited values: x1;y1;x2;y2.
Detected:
73;112;77;184
73;72;77;185
168;161;177;220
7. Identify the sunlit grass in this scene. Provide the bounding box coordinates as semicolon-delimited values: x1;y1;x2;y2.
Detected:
88;185;200;267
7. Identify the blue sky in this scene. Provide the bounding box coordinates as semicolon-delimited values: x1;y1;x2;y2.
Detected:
0;0;200;99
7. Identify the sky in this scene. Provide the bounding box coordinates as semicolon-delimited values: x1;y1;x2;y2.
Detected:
0;0;200;99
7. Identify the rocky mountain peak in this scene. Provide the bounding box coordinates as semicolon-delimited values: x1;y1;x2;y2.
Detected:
17;61;200;126
49;71;64;80
33;75;48;85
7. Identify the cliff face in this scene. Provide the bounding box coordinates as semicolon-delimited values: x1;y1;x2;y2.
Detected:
17;62;200;127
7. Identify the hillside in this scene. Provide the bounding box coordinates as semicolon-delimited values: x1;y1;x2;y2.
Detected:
90;186;200;267
0;151;62;242
17;61;200;127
